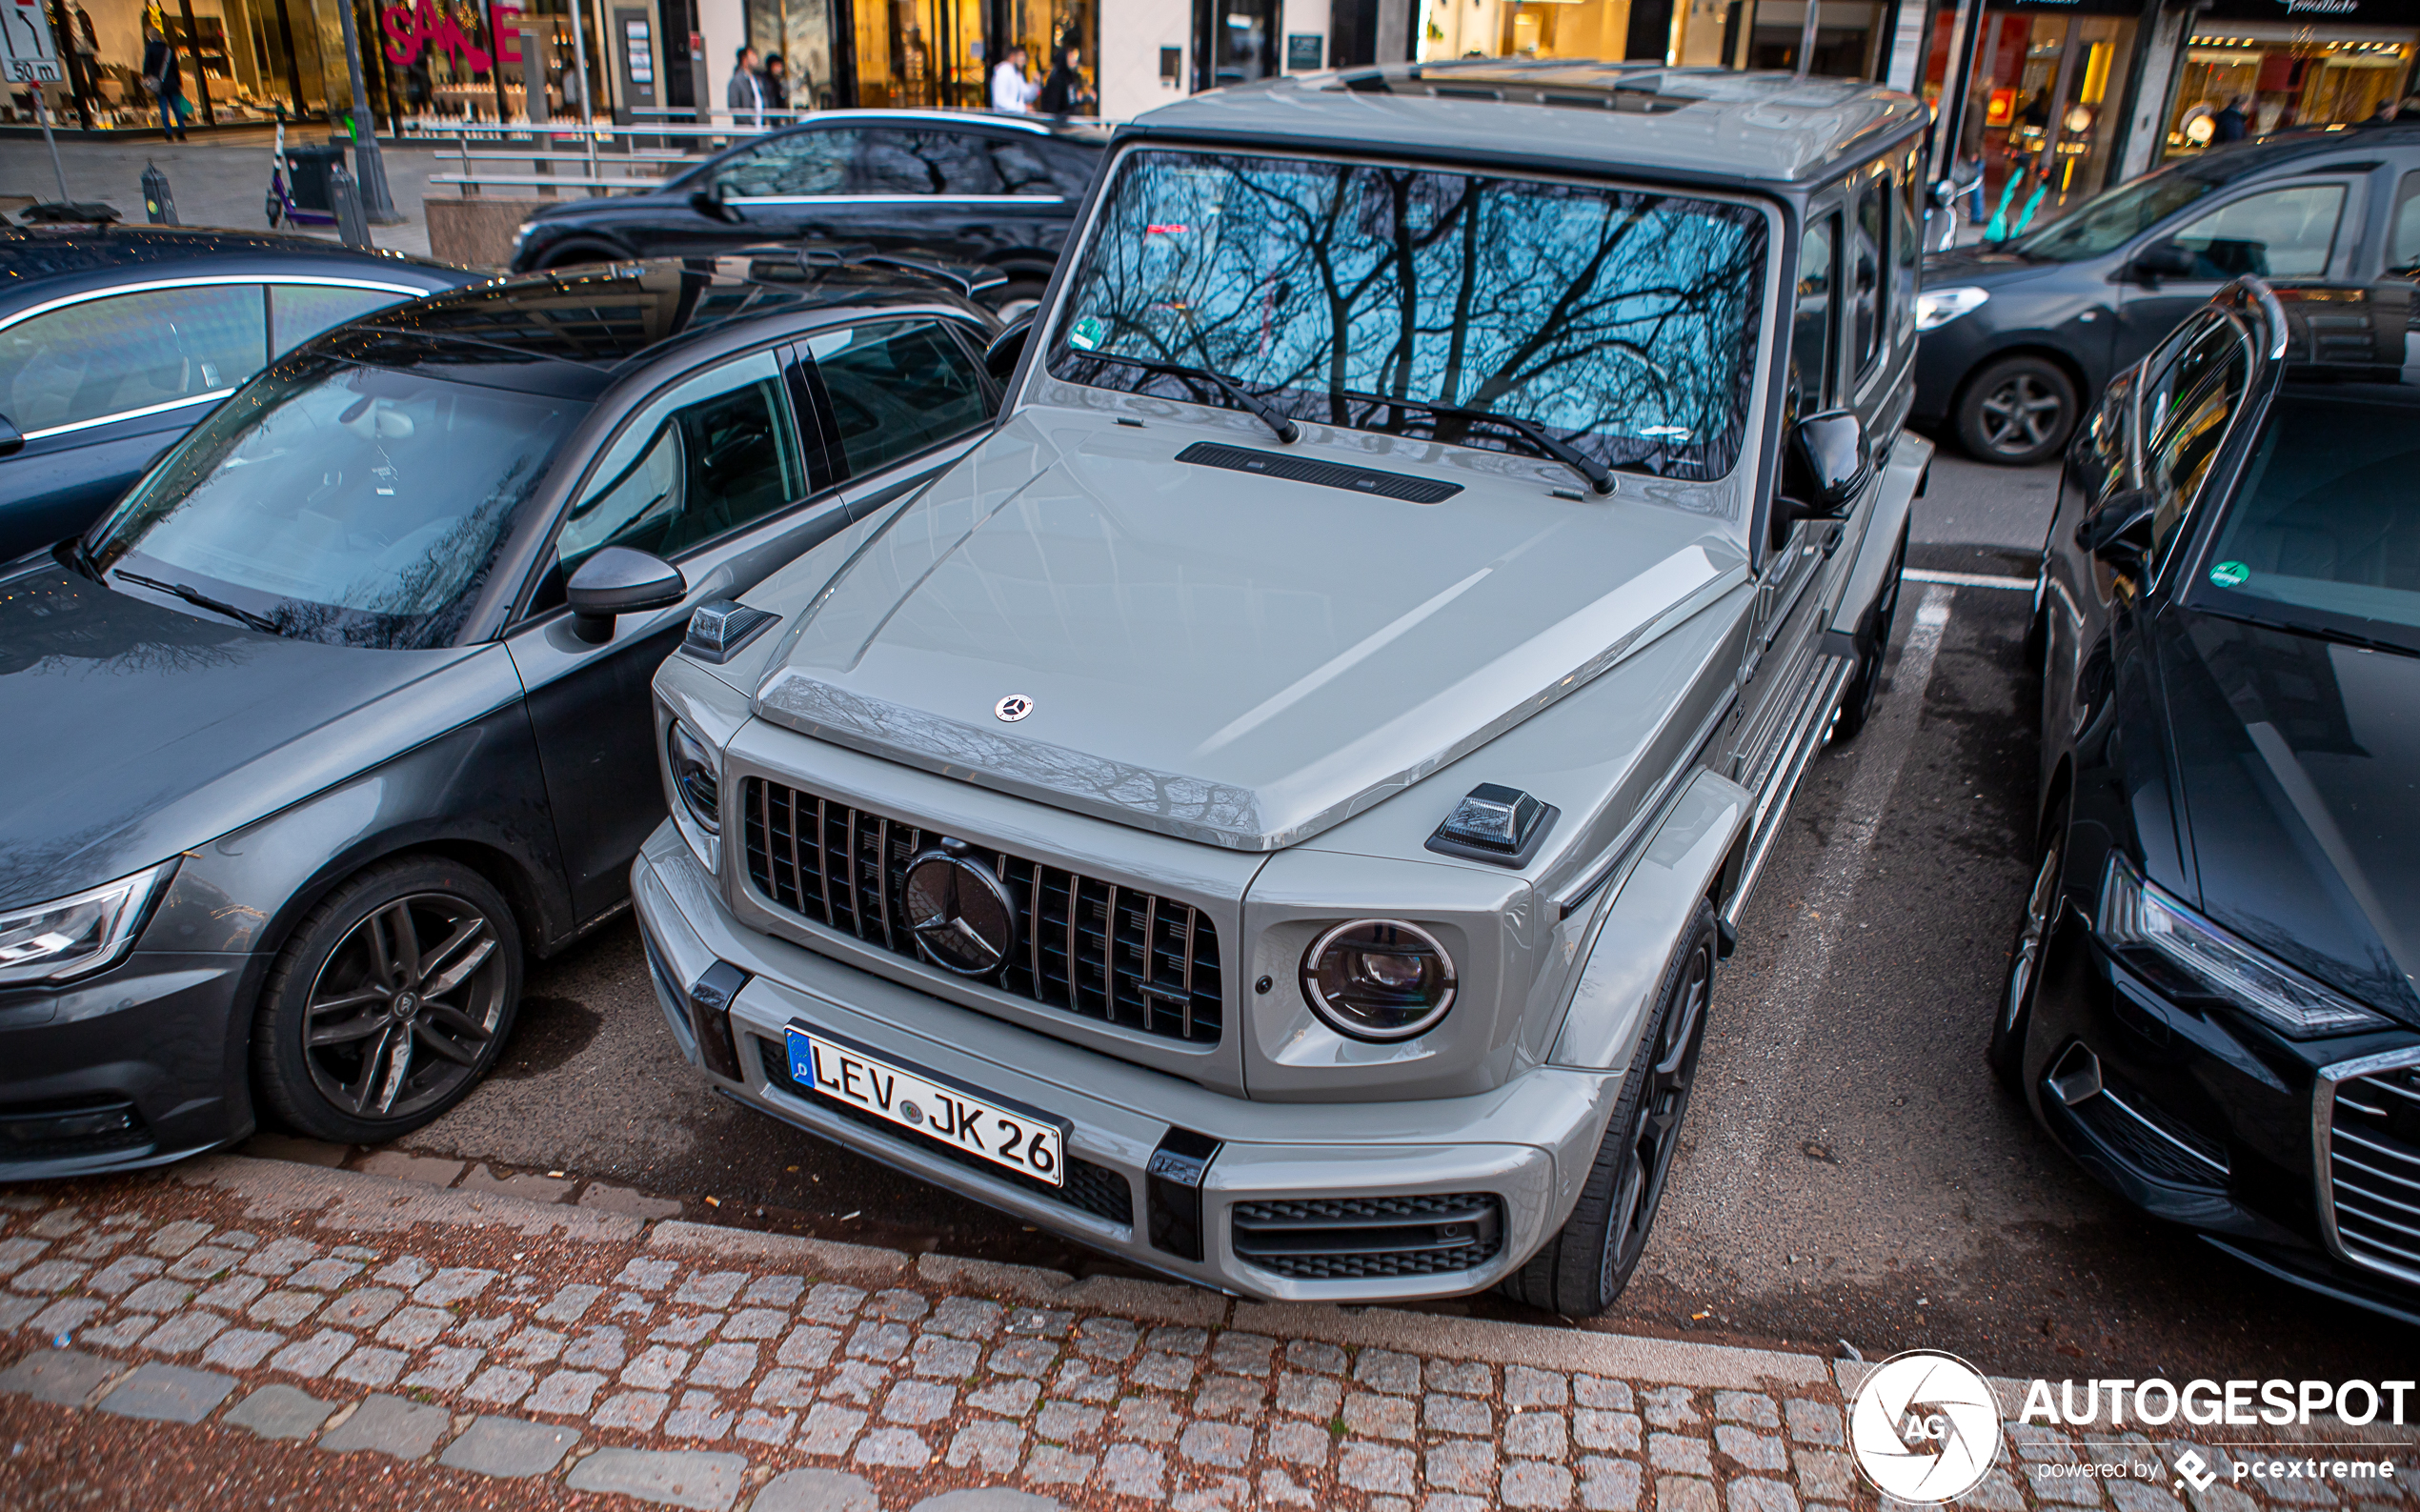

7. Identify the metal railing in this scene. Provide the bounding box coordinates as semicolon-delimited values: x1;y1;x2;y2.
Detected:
403;115;768;196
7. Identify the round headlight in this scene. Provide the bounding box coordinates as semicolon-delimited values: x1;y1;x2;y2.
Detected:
1301;919;1457;1041
667;720;720;836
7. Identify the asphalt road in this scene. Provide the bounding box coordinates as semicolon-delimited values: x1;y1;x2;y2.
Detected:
395;444;2420;1381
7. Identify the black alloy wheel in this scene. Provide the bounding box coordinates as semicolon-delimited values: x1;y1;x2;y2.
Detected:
1991;803;2067;1092
1502;899;1718;1317
1956;355;2076;467
254;857;523;1143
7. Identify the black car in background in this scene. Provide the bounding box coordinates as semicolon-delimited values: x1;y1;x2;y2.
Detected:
1915;127;2420;465
0;255;1005;1178
2000;276;2420;1322
509;110;1108;321
0;227;474;561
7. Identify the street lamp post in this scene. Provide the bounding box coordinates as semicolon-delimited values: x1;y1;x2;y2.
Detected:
333;0;401;223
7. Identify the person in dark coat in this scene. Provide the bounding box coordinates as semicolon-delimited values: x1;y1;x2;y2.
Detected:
141;24;189;142
762;53;790;111
1036;45;1091;115
2212;95;2249;143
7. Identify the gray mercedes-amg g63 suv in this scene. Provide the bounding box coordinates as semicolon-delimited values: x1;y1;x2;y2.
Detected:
631;60;1928;1314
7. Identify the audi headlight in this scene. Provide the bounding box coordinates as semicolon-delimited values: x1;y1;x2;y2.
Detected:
667;720;721;837
514;220;537;249
1301;919;1457;1041
1915;286;1989;333
0;860;177;988
2098;857;2388;1038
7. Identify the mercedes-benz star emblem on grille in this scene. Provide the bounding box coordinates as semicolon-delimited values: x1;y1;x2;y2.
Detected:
901;850;1018;976
995;694;1035;722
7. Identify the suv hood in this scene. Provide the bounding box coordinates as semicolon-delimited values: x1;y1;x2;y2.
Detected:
0;564;487;908
2161;609;2420;1026
754;415;1747;850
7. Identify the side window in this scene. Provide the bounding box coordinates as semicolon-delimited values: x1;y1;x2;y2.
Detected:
272;284;414;356
2390;171;2420;276
2143;317;2251;569
1791;212;1839;414
2167;184;2347;280
1851;172;1886;376
0;284;266;435
808;319;993;477
1893;158;1920;346
716;130;854;197
995;139;1096;197
557;349;807;571
856;130;1001;195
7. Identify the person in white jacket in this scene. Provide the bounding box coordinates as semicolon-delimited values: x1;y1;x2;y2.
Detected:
990;45;1038;113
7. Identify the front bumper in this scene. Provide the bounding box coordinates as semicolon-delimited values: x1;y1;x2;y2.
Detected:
2023;904;2420;1320
0;952;256;1182
632;823;1622;1302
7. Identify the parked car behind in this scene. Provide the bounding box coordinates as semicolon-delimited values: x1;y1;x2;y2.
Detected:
0;226;474;562
508;111;1108;322
2004;275;2420;1324
0;254;1004;1179
1915;127;2420;465
635;61;1930;1314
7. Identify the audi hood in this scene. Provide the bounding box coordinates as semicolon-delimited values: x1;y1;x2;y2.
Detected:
746;413;1748;851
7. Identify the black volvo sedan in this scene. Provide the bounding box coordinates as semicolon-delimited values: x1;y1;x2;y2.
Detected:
2003;276;2420;1321
0;254;1004;1177
508;110;1107;322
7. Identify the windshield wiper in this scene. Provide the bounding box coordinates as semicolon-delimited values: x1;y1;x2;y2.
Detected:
1339;389;1615;495
1084;353;1300;444
112;569;283;635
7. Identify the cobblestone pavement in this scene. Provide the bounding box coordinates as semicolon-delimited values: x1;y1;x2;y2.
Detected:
2;1156;2414;1512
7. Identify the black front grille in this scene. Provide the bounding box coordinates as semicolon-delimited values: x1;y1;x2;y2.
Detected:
2327;1061;2420;1280
756;1036;1133;1227
1232;1193;1504;1280
740;777;1222;1045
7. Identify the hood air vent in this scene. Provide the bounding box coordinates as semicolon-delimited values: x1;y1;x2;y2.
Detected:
1177;442;1462;505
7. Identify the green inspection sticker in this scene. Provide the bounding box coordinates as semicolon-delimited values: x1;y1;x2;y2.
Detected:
1069;315;1104;352
2209;560;2250;588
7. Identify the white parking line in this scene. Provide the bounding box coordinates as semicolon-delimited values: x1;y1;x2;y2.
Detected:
1692;584;1958;1201
1904;568;2034;591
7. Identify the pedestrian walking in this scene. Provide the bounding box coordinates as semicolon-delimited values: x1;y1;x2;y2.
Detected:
763;53;790;111
1037;45;1092;115
140;23;190;142
2212;95;2249;143
990;44;1038;113
1985;159;2048;245
727;45;766;130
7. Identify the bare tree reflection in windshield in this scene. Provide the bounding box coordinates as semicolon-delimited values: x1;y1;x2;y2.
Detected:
1047;151;1766;481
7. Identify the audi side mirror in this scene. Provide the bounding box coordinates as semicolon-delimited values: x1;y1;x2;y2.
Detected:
0;412;22;459
2128;241;2194;287
567;546;687;643
984;317;1032;383
1788;410;1871;515
2076;487;2156;575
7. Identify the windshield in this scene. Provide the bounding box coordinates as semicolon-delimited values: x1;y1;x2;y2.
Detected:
2191;388;2420;655
90;357;587;649
1045;149;1770;481
2009;165;2222;262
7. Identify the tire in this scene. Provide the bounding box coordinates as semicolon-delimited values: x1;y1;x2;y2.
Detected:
1829;519;1906;743
1955;354;2076;467
1501;898;1718;1317
1991;801;2067;1093
252;856;524;1145
986;277;1049;326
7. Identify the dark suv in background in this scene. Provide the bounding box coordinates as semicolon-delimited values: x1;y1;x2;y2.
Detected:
1915;127;2420;464
510;111;1108;321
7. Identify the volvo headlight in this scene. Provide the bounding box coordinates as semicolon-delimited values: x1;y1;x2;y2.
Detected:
1301;919;1457;1041
2098;857;2388;1038
1915;286;1989;333
0;860;177;987
667;720;721;837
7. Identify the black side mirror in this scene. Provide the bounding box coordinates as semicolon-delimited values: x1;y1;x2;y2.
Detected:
1787;410;1871;515
2076;486;2156;575
0;412;22;459
2128;240;2194;286
567;546;686;643
984;317;1032;384
689;185;743;225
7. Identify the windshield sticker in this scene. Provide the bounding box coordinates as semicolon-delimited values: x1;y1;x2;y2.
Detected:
1069;315;1104;352
2208;560;2250;588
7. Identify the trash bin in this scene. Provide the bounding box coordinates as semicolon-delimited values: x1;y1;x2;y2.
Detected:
284;142;349;214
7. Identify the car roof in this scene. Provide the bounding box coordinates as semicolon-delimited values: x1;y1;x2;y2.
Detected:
2152;122;2420;189
766;108;1110;145
316;256;986;400
1122;62;1925;190
2260;280;2420;396
0;224;467;299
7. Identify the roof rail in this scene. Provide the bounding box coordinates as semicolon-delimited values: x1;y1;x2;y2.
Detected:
757;241;1007;299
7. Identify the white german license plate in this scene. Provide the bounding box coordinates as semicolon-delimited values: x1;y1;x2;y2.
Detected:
785;1025;1067;1188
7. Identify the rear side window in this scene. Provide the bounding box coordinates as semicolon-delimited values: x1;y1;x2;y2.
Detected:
272;284;414;356
0;284;267;435
856;130;1001;195
1851;171;1886;377
995;138;1098;197
2167;184;2346;280
716;131;854;197
1792;212;1839;413
2391;171;2420;276
808;319;992;476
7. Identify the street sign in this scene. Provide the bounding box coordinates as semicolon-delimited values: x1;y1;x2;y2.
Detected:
1;0;66;82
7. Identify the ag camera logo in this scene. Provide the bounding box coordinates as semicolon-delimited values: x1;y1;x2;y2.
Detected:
1849;1349;2005;1503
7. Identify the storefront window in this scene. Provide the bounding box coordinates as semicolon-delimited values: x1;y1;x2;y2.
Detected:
1416;0;1634;63
2168;30;2414;154
1921;5;2139;230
